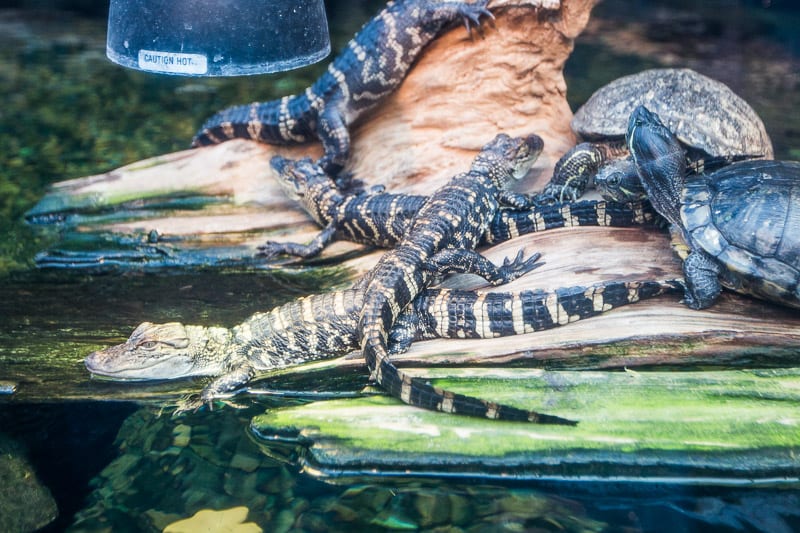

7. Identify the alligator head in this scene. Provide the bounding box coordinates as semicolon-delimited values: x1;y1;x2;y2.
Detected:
85;321;232;381
472;133;544;188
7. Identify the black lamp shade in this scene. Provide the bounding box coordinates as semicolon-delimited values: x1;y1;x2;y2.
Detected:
106;0;330;76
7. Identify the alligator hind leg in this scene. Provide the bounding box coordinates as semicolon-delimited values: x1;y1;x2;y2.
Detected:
387;311;420;355
426;249;542;285
431;1;494;34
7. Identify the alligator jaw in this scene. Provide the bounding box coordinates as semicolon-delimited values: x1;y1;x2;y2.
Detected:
84;349;204;381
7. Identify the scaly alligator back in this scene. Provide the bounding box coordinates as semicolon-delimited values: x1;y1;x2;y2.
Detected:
234;289;364;368
192;0;492;173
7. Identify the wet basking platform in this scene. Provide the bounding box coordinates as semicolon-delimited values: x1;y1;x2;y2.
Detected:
10;140;800;484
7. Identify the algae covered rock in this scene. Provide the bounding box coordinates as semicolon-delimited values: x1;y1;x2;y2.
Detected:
0;433;58;533
163;506;262;533
250;367;800;482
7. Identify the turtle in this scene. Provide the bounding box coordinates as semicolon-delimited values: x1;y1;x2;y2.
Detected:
538;68;774;203
627;104;800;310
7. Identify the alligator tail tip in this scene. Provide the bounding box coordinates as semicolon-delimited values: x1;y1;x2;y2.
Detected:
531;412;579;426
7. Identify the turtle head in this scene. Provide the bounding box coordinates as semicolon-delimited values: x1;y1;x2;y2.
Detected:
472;133;544;188
594;158;645;202
627;105;686;227
85;322;231;381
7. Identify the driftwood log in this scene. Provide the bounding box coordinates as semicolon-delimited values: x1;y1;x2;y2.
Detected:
27;0;597;271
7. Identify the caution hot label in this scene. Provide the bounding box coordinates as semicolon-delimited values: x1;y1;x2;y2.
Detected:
138;50;208;75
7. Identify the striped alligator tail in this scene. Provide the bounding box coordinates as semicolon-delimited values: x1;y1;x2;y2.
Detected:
412;279;683;340
364;324;576;424
192;95;316;147
360;296;578;425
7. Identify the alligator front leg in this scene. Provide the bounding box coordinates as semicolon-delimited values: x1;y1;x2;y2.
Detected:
316;102;350;177
173;363;256;415
426;249;543;285
174;364;257;413
257;223;338;260
200;364;257;402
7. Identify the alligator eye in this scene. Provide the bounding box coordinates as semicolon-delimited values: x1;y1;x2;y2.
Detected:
138;341;159;350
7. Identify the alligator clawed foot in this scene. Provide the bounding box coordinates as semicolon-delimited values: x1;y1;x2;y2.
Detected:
459;3;494;37
255;243;282;260
558;186;580;204
172;395;205;416
502;250;523;268
530;190;559;206
332;171;354;190
498;250;544;282
532;183;581;206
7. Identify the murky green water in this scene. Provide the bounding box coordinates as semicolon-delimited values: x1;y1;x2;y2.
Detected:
1;1;799;531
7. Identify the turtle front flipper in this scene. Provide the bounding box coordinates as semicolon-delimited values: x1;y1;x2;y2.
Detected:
682;250;723;309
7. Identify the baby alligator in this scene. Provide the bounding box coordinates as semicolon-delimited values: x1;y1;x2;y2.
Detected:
192;0;492;175
356;133;568;423
259;155;658;260
85;280;679;410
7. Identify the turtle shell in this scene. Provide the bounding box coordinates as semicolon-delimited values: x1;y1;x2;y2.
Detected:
680;160;800;308
572;68;774;159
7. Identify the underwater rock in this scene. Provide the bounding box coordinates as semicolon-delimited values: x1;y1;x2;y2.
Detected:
271;509;296;533
0;433;58;533
229;434;265;472
222;470;260;502
145;508;183;531
313;484;605;532
229;451;262;473
172;423;191;448
294;510;329;532
447;493;473;525
413;491;451;527
162;506;262;533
